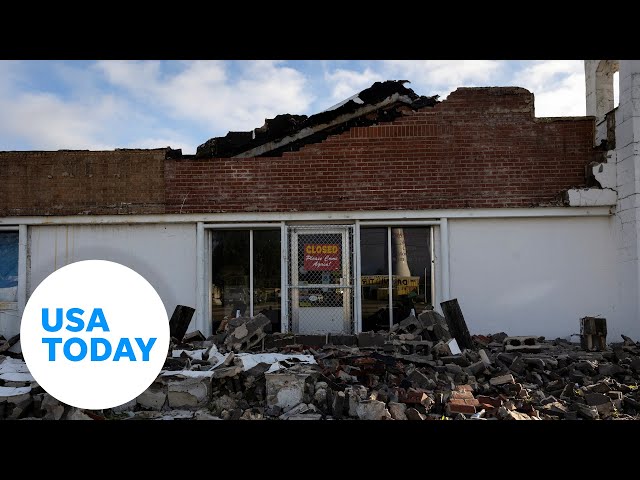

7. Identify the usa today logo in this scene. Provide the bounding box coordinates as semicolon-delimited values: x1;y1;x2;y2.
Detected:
20;260;170;410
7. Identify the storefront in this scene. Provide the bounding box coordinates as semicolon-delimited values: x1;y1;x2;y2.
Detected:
205;218;436;336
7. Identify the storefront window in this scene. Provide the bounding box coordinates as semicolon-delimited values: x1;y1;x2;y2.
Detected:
360;228;390;331
253;230;281;330
360;226;431;331
210;229;281;331
0;232;19;302
391;227;431;320
211;231;250;328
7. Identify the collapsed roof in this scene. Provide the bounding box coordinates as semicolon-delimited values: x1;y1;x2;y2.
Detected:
195;80;439;159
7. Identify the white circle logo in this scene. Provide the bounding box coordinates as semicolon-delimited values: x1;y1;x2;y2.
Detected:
20;260;170;410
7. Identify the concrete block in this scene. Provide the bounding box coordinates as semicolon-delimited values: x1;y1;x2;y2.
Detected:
585;392;615;415
503;336;545;353
445;363;464;375
8;397;32;419
407;369;433;389
499;409;535;420
167;376;212;409
65;408;93;420
447;338;461;355
465;361;487;376
211;365;243;379
224;314;271;351
194;410;222;420
314;387;327;406
331;391;346;419
287;413;323;420
211;394;238;416
279;403;309;419
41;393;65;420
346;385;368;417
580;317;607;351
574;402;599;419
388;402;407;420
240;408;264;421
479;349;492;367
137;383;167;411
328;334;357;346
599;363;625;376
405;408;425;420
489;374;515;386
265;372;309;410
391;314;423;335
355;399;391;420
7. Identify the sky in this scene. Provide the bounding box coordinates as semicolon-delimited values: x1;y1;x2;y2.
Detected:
0;60;608;155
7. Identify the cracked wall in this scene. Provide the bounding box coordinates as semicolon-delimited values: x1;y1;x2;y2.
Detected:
613;61;640;333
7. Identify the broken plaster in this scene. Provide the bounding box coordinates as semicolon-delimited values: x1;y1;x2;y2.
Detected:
567;188;617;206
593;162;617;189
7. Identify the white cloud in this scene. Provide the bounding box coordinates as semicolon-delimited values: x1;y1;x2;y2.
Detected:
512;60;583;91
324;67;384;102
0;61;316;153
512;61;586;117
125;137;190;151
0;90;124;150
322;60;586;118
382;60;505;90
322;60;506;105
0;60;593;154
95;60;314;133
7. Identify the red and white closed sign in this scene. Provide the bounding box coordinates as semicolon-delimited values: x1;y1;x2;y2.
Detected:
304;244;341;271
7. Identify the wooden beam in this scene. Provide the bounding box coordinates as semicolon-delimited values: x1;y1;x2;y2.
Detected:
169;305;195;342
440;298;474;350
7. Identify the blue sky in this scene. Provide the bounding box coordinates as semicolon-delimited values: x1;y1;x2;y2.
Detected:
0;60;596;155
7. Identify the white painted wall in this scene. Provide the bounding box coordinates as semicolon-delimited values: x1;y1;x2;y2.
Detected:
0;307;21;339
614;60;640;344
28;224;197;329
447;217;632;341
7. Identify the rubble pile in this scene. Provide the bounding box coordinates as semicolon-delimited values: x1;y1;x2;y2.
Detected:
2;310;640;420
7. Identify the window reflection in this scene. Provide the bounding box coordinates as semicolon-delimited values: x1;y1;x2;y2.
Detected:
253;230;281;331
0;232;19;302
211;231;250;329
211;229;281;332
360;228;390;331
360;227;431;332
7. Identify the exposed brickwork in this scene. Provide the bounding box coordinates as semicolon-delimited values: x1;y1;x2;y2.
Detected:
447;384;480;415
0;150;166;216
166;88;596;214
0;88;596;216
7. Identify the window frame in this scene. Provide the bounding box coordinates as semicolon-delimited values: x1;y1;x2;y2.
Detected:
204;223;283;334
0;225;26;317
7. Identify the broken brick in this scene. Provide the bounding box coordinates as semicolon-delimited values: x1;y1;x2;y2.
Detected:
489;374;516;386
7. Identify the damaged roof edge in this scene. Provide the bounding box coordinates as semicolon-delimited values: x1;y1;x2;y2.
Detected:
232;92;416;158
195;80;439;159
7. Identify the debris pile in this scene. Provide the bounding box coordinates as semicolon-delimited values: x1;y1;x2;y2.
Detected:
2;309;640;420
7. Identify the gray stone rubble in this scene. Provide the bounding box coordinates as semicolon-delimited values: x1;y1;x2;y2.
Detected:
2;310;640;421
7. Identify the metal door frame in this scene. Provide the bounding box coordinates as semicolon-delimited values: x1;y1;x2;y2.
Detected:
286;224;354;334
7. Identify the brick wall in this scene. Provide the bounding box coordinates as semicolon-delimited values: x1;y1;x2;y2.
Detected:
0;150;166;216
165;87;596;213
0;88;596;216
